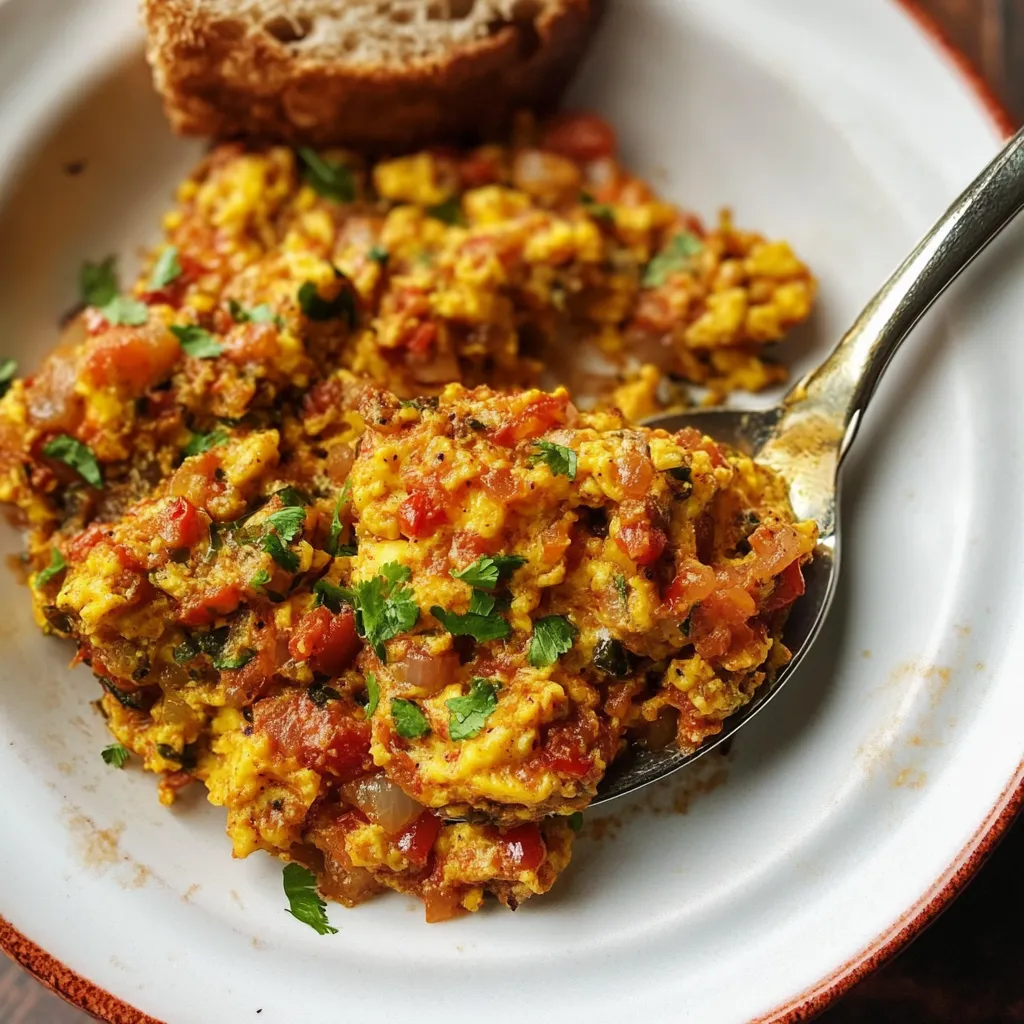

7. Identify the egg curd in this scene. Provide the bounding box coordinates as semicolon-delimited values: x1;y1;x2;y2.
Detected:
0;114;815;923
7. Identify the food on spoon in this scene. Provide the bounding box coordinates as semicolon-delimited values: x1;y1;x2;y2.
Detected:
141;0;604;149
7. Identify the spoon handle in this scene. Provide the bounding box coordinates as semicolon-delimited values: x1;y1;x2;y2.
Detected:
783;125;1024;461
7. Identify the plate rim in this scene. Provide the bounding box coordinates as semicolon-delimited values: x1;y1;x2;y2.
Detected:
0;2;1016;1022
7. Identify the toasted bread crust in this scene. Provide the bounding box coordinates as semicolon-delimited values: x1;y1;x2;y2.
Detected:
141;0;603;149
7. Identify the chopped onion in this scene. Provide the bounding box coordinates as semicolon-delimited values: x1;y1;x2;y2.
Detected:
344;776;422;834
325;443;354;485
392;647;458;694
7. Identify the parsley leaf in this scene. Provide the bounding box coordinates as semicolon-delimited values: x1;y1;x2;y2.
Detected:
308;680;342;707
274;485;311;508
249;569;272;588
228;299;283;328
642;232;704;288
298;272;357;326
101;743;130;768
298;148;356;203
568;811;584;831
0;358;17;397
99;296;149;326
266;506;306;544
365;672;380;717
312;579;352;614
148;246;182;289
80;256;119;307
171;324;223;359
368;245;389;265
450;554;526;591
528;615;577;668
425;196;464;225
528;440;577;482
43;434;103;488
446;677;499;741
262;532;299;573
283;862;337;936
183;428;228;458
392;698;430;739
353;563;419;660
431;591;511;643
34;547;66;588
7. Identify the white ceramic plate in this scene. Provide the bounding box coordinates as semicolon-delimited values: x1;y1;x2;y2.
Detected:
2;1;1023;1021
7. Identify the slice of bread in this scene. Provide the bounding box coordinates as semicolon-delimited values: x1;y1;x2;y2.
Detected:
141;0;604;149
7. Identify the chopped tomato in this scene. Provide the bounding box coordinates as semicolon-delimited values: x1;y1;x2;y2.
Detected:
405;322;438;357
480;467;527;502
747;524;813;585
420;879;465;923
762;559;805;613
490;393;569;447
539;518;573;563
675;427;726;469
459;152;500;188
448;530;491;567
499;824;546;873
65;521;110;562
398;489;448;539
541;113;617;163
664;559;717;611
612;449;654;498
615;520;667;565
80;325;181;395
394;811;443;867
222;322;281;365
689;588;758;661
178;583;242;627
157;497;205;549
288;605;361;676
540;720;593;779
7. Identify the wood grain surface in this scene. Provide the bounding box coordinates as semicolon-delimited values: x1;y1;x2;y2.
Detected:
2;2;1022;1021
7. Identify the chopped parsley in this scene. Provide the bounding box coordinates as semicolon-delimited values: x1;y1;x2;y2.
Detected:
148;246;182;289
365;672;380;717
431;590;511;643
0;358;17;397
568;811;584;832
425;196;464;225
43;434;103;488
446;677;499;741
249;569;272;588
307;680;342;707
283;862;337;935
228;299;283;327
100;677;141;710
642;231;703;288
391;698;430;739
450;554;526;591
80;255;119;307
182;428;228;458
34;547;66;588
312;579;350;614
349;562;419;660
528;615;577;668
171;324;223;359
98;295;149;326
101;743;130;768
528;440;577;482
368;244;389;265
298;272;357;326
298;147;356;203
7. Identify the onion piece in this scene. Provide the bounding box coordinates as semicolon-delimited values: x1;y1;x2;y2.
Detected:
392;647;459;695
343;775;422;834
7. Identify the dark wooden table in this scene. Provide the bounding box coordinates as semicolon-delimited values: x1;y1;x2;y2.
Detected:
3;2;1023;1021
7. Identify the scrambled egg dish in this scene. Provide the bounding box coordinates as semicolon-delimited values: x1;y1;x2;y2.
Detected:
0;114;816;923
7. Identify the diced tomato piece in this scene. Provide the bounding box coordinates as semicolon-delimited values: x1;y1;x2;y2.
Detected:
394;811;443;867
65;521;110;562
490;394;569;447
157;497;204;549
539;519;573;563
615;520;667;565
398;489;448;539
746;524;813;585
675;427;726;469
459;152;500;188
480;467;526;502
288;605;361;676
222;322;281;365
541;113;617;163
762;559;806;613
664;559;717;611
420;879;465;923
178;583;242;626
689;588;758;661
540;720;593;779
81;326;181;394
405;322;438;357
499;824;546;874
613;450;654;498
448;530;491;567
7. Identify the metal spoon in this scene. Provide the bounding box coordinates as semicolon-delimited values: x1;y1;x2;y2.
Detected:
592;125;1024;807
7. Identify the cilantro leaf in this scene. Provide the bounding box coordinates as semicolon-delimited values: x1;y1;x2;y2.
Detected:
642;231;703;288
451;554;526;591
101;743;130;768
312;579;352;614
34;547;66;588
380;562;412;586
431;592;511;643
308;680;342;707
425;196;464;225
354;565;419;660
528;441;577;482
148;246;182;289
0;358;17;397
368;245;389;265
326;481;352;556
446;677;499;741
262;532;299;573
391;698;430;739
283;863;337;936
100;677;141;710
212;646;255;671
365;672;380;717
298;272;357;326
274;485;311;508
298;148;356;203
266;506;306;544
99;295;149;326
228;299;284;328
528;614;577;668
183;428;228;458
249;569;271;588
568;811;584;831
80;256;119;307
171;324;223;359
43;434;103;488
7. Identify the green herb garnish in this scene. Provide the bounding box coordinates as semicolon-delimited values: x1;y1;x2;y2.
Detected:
262;533;300;573
425;196;464;225
431;590;511;643
450;554;526;591
101;743;130;768
365;671;380;717
80;256;119;307
350;562;419;660
266;506;306;544
228;299;284;328
528;615;576;668
308;680;342;707
446;677;499;741
183;428;228;458
274;485;311;508
35;547;66;588
528;440;577;482
568;811;584;831
212;646;255;671
283;863;337;936
100;677;141;710
43;434;103;488
614;573;629;605
99;296;149;326
392;698;430;739
249;569;271;588
298;148;356;203
298;271;357;326
642;232;704;288
312;579;351;614
368;245;389;265
0;359;17;397
171;324;223;359
580;190;615;222
148;246;182;289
